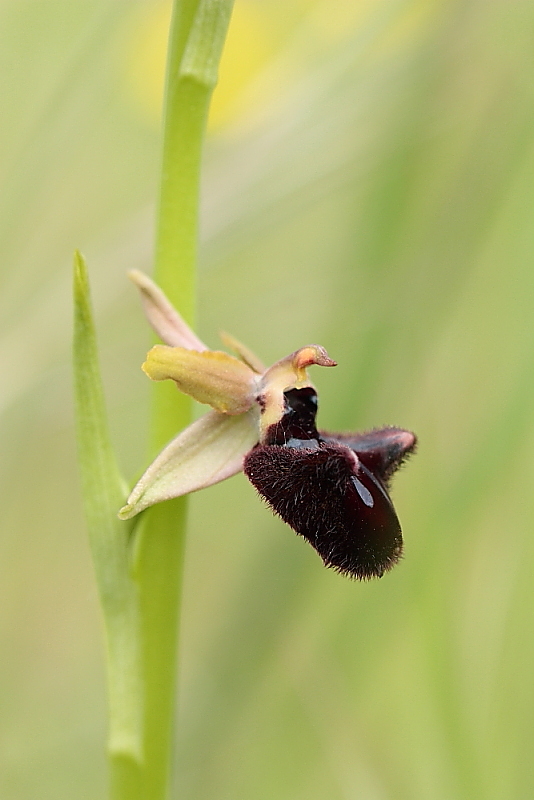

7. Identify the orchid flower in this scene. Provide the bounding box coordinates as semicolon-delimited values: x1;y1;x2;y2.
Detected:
119;272;416;580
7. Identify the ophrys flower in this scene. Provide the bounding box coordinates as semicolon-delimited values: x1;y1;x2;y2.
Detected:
119;272;416;579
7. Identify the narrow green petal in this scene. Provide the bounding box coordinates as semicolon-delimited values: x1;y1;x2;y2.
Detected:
219;330;266;374
143;345;257;414
119;408;259;520
73;252;143;769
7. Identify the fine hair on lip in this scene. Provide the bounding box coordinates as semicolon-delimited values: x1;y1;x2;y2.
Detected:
244;388;416;580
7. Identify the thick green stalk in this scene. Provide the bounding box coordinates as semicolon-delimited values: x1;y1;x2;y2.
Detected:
134;2;234;799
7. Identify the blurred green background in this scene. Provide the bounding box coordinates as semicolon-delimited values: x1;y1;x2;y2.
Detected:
2;0;534;797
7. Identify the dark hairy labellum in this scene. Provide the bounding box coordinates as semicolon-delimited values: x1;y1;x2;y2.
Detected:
244;388;416;580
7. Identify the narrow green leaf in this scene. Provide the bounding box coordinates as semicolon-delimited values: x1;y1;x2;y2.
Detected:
73;251;144;781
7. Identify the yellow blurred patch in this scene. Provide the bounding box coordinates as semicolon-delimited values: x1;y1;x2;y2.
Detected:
121;1;172;124
308;0;373;42
210;2;273;129
374;0;442;56
121;0;282;129
119;0;427;130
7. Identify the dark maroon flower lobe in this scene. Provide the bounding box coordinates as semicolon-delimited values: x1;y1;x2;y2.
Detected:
244;388;416;580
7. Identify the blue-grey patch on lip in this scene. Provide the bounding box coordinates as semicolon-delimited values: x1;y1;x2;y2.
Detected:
359;462;393;506
286;437;320;450
351;475;374;507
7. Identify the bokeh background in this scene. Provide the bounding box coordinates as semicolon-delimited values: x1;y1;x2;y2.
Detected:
2;1;534;798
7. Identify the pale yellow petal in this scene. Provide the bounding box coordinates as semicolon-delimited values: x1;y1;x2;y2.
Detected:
118;409;259;519
143;345;258;414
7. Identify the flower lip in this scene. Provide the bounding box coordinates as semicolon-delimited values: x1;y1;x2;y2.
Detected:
321;427;417;487
243;439;404;580
244;385;416;580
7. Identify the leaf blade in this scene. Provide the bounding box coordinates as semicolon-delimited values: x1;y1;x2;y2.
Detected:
73;251;144;773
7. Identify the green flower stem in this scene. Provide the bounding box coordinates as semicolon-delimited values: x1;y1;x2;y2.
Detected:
135;2;234;799
74;4;233;798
